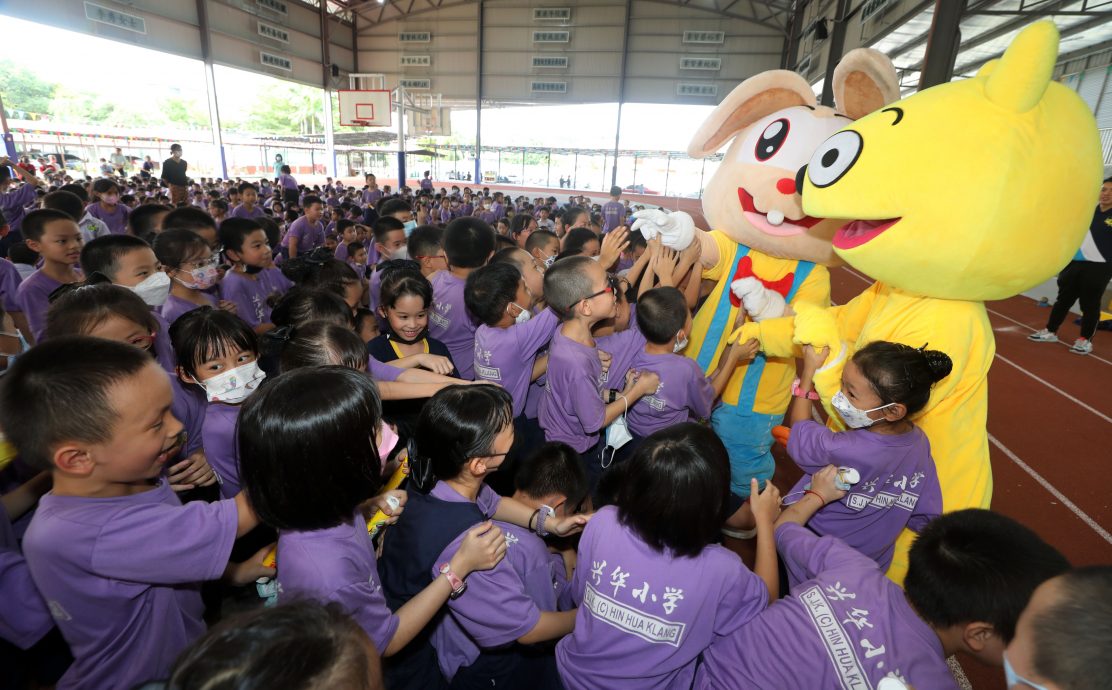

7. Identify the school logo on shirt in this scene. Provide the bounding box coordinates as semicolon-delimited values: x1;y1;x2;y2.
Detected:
798;585;870;689
48;600;72;622
582;584;685;647
430;301;451;329
846;473;924;513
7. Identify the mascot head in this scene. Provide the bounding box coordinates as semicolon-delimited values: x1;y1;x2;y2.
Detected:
688;49;899;265
800;21;1103;301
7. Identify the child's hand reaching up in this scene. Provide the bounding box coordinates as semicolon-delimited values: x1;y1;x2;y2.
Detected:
452;521;507;576
801;345;830;373
598;226;630;269
654;247;679;286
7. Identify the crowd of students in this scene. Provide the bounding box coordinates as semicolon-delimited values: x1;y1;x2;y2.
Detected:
0;154;1108;690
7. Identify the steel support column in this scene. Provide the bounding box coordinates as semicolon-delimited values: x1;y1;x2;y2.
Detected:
320;3;337;177
195;0;228;178
918;0;968;90
782;0;806;70
611;0;633;188
820;0;852;107
474;0;484;185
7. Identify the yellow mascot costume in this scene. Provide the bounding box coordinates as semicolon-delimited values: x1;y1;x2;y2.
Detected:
732;21;1103;581
633;50;900;502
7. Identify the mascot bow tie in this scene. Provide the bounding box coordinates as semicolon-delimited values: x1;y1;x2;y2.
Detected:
730;256;794;308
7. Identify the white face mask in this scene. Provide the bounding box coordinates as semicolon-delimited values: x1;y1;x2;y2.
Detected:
831;390;893;429
199;361;266;404
511;303;531;324
390;246;409;261
673;332;689;353
543;254;557;268
126;272;171;307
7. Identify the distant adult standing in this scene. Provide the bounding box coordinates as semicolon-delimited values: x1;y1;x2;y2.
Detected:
420;170;434;192
601;185;625;234
273;154;285;179
110;147;128;176
140;155;154;180
1029;177;1112;355
161;144;190;207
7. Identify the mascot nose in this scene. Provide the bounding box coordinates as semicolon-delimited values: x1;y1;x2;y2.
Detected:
776;178;797;195
794;166;807;195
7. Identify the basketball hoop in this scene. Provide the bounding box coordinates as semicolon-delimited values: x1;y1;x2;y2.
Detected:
352;120;371;127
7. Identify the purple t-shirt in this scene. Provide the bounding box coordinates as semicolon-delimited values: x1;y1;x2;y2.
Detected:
277;509;399;655
0;183;37;234
0;504;53;649
433;518;571;680
786;421;943;572
428;271;477;379
228;204;266;220
555;506;767;690
16;270;64;342
420;178;434;192
0;258;24;313
539;330;606;453
601;201;625;234
281;216;325;254
279;173;298;191
152;309;177;373
595;326;646;392
22;482;238;690
367;354;403;383
473;308;559;418
363;188;383;205
160;292;215;327
170;374;206;457
219;268;291;328
84;202;130;235
625;351;715;437
202;403;242;499
698;523;957;690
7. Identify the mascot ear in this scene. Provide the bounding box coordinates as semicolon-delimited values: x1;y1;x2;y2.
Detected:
832;48;900;120
686;70;816;158
983;20;1057;114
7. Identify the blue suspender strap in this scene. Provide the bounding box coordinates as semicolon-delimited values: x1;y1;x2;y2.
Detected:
694;245;749;372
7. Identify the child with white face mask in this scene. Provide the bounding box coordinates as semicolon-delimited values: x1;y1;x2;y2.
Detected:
780;340;952;575
171;308;266;499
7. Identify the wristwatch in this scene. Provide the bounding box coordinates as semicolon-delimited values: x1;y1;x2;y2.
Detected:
439;563;467;599
791;378;820;401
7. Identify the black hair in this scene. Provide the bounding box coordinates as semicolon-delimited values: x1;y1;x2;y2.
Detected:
302;195;323;209
8;241;39;266
44;283;158;341
626;229;647;252
410;385;514;491
379;198;411;218
562;207;588;228
79;234;152;281
407;224;443;260
1030;566;1112;688
92;178;119;195
41;190;84;221
905;508;1069;643
279;321;369;373
509;213;535;238
372;216;405;246
464;262;521;327
218;217;264;254
128;204;171;240
154;229;211;269
347;241;366;258
256;216;282;250
494;234;516;251
238;181;258;194
22;209;75;243
563;227;600;256
525;230;559;254
270;288;351;333
163;206;217;234
610;185;622;197
168;601;381;690
0;337;155;471
514;442;588;511
615;423;731;558
239;367;382;530
59;183;89;202
336;218;356;236
852;341;953;417
170;307;259;380
283;252;360;292
542;255;595;319
636;287;688;345
208;199;229;213
379;268;432;311
170;143;182;152
443;217;496;269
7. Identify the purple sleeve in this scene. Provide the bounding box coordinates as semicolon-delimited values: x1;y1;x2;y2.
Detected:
219;278;261;328
513;308;560;355
711;552;768;636
334;580;401;655
476;483;501;518
907;464;943;533
16;282;50;341
440;544;541;647
0;261;23;313
0;508;53;649
687;361;716;420
567;519;595;607
786;420;837;473
775;522;875;585
283;223;304;248
367;356;403;382
90;498;239;584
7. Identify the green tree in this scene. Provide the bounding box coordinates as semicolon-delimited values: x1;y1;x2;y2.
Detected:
162;96;209;128
239;83;325;135
0;60;57;117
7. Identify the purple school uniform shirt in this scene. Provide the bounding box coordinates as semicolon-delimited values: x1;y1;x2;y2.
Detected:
421;178;434;191
363;188;383;205
281;216;325;254
0;504;53;649
22;482;238;690
433;518;572;680
555;506;767;690
202;403;242;499
219;268;291;328
16;269;64;342
367;354;403;382
0;183;37;234
786;421;943;572
170;374;206;457
228;204;266;220
539;330;604;453
595;326;647;392
601;201;625;234
84;202;130;235
625;351;715;437
277;509;399;655
0;259;24;313
160;292;215;327
698;523;957;690
279;173;298;191
429;271;477;379
473;308;559;418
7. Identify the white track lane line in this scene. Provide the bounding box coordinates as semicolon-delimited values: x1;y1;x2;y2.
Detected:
994;354;1112;425
983;304;1112;366
989;433;1112;545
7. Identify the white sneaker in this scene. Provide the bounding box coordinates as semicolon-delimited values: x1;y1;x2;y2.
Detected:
1070;338;1093;355
1028;329;1058;343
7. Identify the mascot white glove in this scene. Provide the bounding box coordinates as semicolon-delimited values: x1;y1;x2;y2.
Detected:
630;209;696;251
730;277;786;322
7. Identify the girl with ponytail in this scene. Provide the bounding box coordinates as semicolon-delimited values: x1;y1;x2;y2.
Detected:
780;340;953;573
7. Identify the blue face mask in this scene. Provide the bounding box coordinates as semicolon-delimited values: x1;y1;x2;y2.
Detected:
403;220;417;236
1004;651;1050;690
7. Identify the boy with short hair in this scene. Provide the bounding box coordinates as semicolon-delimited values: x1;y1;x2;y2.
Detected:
280;195;325;259
2;337;268;690
367;216;409;313
601;186;625;235
128;204;171;243
42;189;110;244
538;256;659;490
408;224;447;278
162;207;220;251
698;493;1071;690
16;209;84;342
429;218;497;379
526;230;560;270
229;182;266;220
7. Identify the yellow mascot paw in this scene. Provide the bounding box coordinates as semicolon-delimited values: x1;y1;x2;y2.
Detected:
792;303;840;351
727;321;761;345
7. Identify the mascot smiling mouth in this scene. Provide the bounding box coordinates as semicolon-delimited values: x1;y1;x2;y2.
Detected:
832;218;901;250
738;187;822;237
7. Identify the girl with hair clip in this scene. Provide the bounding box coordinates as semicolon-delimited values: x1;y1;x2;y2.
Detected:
368;267;458;377
236;368;507;669
281;247;366;313
781;340;950;573
378;385;591;689
153;229;236;326
43;283;216;497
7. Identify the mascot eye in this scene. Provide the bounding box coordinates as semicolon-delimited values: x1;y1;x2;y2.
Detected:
754;118;790;162
807;130;863;188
